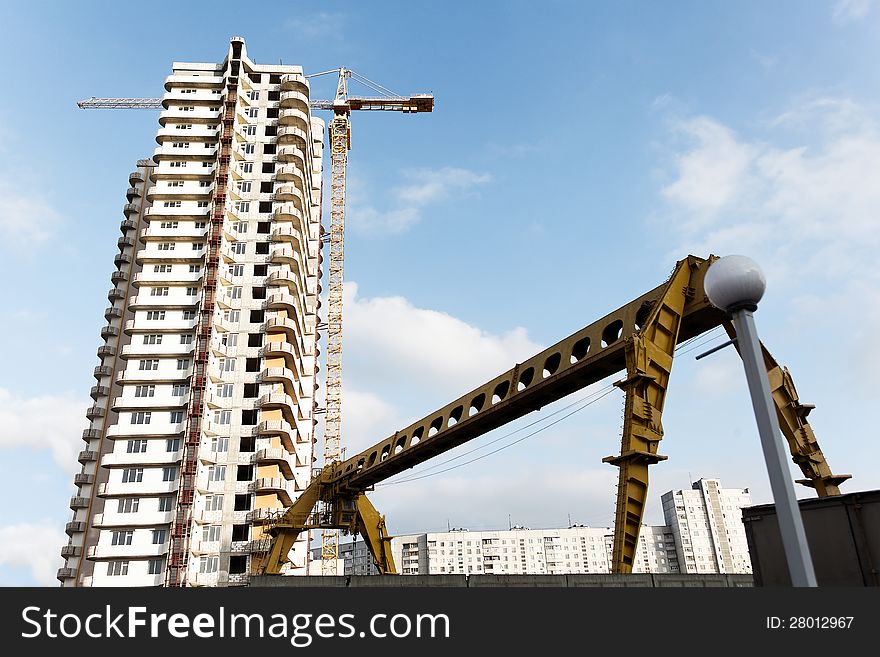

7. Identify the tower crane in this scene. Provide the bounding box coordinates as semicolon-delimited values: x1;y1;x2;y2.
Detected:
255;254;849;576
78;69;433;576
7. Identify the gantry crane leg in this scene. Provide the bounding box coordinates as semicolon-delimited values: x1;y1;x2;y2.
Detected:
721;323;850;497
604;261;694;573
355;495;397;575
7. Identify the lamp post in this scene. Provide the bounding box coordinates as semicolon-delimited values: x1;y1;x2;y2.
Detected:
704;255;817;587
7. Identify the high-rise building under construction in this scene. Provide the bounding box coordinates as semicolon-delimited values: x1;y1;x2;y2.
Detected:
58;37;324;587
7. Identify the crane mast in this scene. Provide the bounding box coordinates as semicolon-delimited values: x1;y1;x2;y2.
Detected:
320;69;352;574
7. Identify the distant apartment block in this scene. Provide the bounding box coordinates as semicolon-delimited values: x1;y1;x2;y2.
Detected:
312;478;754;576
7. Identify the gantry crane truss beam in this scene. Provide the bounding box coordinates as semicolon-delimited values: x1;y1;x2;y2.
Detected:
258;254;849;576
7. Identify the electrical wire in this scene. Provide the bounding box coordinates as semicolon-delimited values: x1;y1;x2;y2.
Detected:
379;383;617;483
378;388;617;487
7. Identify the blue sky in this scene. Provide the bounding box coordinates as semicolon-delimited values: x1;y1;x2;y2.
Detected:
1;0;879;585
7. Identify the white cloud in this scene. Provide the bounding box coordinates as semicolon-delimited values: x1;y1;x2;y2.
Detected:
0;388;87;474
341;388;406;456
347;167;491;234
0;182;63;245
343;282;541;401
659;102;880;281
661;117;756;220
832;0;874;23
0;523;65;586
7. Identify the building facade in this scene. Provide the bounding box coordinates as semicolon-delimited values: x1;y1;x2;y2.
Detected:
661;478;753;574
58;37;324;587
314;479;754;577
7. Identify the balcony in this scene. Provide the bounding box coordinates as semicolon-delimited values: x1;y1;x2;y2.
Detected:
256;393;297;425
128;294;199;311
123;203;140;217
85;405;106;420
87;542;168;560
60;544;83;558
107;287;125;301
97;480;178;497
124;317;198;335
70;496;90;510
253;448;293;478
105;306;123;320
269;246;299;267
257;367;301;399
119;218;138;233
275;162;308;185
145;204;211;219
132;270;203;286
129;171;145;185
126;186;141;201
65;521;87;535
93;510;174;528
262;317;306;356
261;340;303;366
280;87;309;108
115;252;131;267
155;125;219;143
101;445;184;467
189;571;220;587
158;106;223;126
74;473;95;485
276;140;307;163
78;450;99;463
110;393;186;411
251;477;294;505
190;538;222;555
94;365;113;378
281;73;309;92
249;539;272;553
254;420;297;451
265;291;310;321
267;268;305;296
56;567;77;580
114;369;190;385
247;507;285;523
100;325;120;339
120;342;195;359
89;385;110;400
164;73;224;90
97;345;116;358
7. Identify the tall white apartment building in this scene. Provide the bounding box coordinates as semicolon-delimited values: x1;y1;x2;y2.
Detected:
661;478;753;574
58;37;325;587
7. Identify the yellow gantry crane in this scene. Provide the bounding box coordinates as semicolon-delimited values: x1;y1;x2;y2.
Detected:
78;69;433;576
256;254;849;576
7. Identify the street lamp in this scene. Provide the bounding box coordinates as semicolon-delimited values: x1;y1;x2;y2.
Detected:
704;255;817;587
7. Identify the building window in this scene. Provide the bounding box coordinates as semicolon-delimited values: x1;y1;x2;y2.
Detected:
134;384;155;397
199;556;219;574
150;287;170;296
246;107;259;119
158;496;174;512
121;467;144;483
162;467;177;482
172;383;189;396
203;525;221;542
211;436;229;453
138;359;159;371
111;530;133;546
170;411;184;423
107;561;129;576
160;221;179;228
204;495;223;511
242;143;255;155
126;439;147;453
177;359;191;370
131;411;152;425
118;498;140;513
182;310;196;320
217;383;234;398
189;264;201;272
232;242;246;254
148;558;164;575
243;125;257;136
208;465;226;482
214;410;232;425
197;201;209;208
158;243;175;251
143;334;162;345
154;264;172;273
166;437;181;452
146;311;166;320
241;162;253;174
186;287;198;296
180;334;193;344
